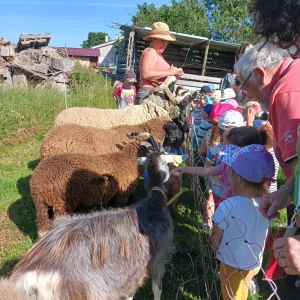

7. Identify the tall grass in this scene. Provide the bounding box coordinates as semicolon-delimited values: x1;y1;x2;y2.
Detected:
0;63;115;148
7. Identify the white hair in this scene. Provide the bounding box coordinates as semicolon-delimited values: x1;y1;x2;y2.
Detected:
235;42;290;80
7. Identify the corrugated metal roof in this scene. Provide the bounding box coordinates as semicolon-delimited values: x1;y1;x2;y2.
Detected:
120;25;240;53
66;48;100;57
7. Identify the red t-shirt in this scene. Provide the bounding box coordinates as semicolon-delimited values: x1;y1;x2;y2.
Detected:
269;58;300;178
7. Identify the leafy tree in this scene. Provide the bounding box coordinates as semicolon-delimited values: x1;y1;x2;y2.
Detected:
131;0;210;38
205;0;259;44
131;0;259;44
81;32;110;48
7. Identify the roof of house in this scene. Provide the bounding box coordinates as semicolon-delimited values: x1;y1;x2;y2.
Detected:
66;48;100;57
120;25;240;53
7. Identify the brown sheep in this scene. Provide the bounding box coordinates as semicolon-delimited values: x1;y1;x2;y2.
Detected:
40;116;171;161
30;132;154;236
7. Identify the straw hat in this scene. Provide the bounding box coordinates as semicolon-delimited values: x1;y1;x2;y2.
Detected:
143;22;176;42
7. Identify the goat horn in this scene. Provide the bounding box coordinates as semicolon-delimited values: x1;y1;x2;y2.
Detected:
149;86;164;95
164;87;178;104
140;141;153;148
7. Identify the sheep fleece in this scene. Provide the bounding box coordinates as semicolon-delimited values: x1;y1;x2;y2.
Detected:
41;116;170;160
54;100;169;129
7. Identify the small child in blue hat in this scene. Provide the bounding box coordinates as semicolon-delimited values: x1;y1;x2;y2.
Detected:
211;144;275;300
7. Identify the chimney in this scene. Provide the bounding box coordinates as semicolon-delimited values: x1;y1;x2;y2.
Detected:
105;34;108;43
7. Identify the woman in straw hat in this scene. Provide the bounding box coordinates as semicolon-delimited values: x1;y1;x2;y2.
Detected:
135;22;183;104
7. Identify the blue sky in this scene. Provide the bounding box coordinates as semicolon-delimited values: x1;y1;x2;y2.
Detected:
0;0;171;48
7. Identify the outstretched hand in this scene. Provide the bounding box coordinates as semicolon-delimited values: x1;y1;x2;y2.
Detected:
171;166;185;176
259;188;293;219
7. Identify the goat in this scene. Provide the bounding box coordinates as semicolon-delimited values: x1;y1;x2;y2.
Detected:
8;151;182;300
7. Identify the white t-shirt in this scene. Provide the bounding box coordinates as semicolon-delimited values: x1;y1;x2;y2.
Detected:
212;195;273;270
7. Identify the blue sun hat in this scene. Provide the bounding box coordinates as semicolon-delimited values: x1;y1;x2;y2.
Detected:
220;144;275;183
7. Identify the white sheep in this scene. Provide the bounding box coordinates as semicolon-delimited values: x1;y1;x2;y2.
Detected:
40;116;171;160
54;76;191;129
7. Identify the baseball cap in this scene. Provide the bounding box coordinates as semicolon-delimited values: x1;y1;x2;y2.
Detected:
217;88;236;101
210;103;240;125
220;144;275;183
125;70;137;82
200;86;211;93
218;110;244;130
208;84;216;90
203;104;213;116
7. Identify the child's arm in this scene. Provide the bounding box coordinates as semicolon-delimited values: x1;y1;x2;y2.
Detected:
172;165;221;177
199;133;207;155
210;223;223;252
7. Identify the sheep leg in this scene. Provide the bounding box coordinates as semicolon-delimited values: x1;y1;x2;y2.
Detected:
152;278;162;300
125;291;135;300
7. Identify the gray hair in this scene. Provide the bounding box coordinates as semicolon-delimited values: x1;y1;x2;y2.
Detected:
235;42;290;80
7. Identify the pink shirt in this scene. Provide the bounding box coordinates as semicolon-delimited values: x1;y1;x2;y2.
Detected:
140;48;170;88
269;58;300;178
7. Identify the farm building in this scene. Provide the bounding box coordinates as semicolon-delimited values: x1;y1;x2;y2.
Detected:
106;24;240;91
66;48;100;68
92;36;124;67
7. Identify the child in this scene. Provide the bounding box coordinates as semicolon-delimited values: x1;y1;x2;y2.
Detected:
196;104;213;147
173;125;269;224
211;144;275;300
199;86;213;104
113;70;137;109
204;110;244;226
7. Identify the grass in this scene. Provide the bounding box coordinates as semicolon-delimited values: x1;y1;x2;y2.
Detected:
0;66;296;299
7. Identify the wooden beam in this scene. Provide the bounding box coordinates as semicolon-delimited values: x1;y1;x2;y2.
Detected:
126;30;135;70
201;40;210;76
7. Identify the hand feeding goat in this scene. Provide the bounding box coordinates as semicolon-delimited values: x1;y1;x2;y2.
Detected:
6;152;182;300
40;116;171;160
54;76;190;129
30;132;157;236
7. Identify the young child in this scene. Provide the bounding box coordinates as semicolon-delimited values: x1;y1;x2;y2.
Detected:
113;70;137;109
196;104;213;146
211;144;275;300
199;86;213;104
204;110;244;226
173;125;269;225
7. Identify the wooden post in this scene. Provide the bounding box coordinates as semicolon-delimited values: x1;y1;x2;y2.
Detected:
126;29;135;70
201;40;210;76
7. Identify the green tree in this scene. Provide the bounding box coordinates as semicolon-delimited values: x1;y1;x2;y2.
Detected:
205;0;259;44
131;0;210;38
81;32;110;48
131;0;259;44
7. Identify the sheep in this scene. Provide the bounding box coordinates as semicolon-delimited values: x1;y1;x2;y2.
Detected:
30;132;158;236
40;115;171;161
54;76;191;129
9;152;182;300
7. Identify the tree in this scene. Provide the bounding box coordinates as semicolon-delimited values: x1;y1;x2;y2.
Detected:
131;0;210;38
205;0;259;44
130;0;259;44
81;32;110;48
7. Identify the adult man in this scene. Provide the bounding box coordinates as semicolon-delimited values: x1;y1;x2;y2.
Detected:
235;42;300;274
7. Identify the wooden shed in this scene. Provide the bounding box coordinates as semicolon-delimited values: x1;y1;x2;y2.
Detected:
116;25;240;91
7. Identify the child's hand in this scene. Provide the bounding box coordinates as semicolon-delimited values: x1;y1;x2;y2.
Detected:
172;166;185;176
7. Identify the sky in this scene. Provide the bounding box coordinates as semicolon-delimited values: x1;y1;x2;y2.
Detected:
0;0;172;48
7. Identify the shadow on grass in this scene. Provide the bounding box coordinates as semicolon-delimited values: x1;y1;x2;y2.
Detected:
7;160;39;242
0;258;20;277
